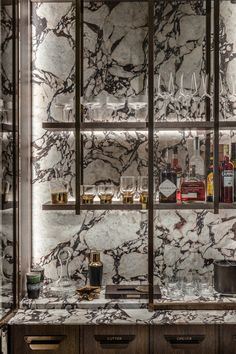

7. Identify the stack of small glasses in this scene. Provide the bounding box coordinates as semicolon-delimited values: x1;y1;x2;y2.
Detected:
80;176;148;206
166;272;213;300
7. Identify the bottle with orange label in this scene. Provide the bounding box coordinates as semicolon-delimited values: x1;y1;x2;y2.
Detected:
207;151;214;202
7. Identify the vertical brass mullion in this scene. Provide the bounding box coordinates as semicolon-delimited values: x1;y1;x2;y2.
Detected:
75;0;82;214
213;0;220;214
148;0;154;309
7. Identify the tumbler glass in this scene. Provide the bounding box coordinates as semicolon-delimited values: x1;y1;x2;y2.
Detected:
138;176;148;206
81;185;96;204
120;176;136;204
98;184;115;204
26;272;41;299
50;179;68;204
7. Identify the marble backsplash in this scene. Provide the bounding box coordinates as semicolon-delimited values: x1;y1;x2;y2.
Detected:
32;1;236;286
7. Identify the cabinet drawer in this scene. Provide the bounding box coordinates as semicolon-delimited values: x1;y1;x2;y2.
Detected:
82;325;148;354
220;325;236;354
152;325;216;354
10;325;77;354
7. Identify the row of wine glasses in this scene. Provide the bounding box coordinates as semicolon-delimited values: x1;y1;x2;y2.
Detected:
156;71;236;121
155;72;212;121
82;95;148;122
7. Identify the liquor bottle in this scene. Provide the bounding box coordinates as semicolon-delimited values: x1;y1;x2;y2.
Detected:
159;163;177;203
181;165;205;202
88;250;103;287
232;143;236;203
221;145;233;203
206;150;214;202
171;147;182;202
189;137;204;180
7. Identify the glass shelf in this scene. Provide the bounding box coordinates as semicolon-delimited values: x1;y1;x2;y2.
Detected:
42;122;148;131
0;123;13;132
155;203;213;210
42;121;236;131
42;201;146;211
42;201;215;211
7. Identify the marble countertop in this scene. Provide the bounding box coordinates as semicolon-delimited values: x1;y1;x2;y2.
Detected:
12;286;236;326
9;308;236;326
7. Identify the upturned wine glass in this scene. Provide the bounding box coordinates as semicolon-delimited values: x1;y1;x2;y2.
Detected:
156;72;175;121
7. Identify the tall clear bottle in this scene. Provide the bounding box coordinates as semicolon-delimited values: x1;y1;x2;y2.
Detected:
189;137;204;180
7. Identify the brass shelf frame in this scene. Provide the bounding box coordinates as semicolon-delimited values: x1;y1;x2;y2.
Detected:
42;121;236;131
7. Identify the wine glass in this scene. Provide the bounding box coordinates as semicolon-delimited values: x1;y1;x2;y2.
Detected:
179;72;198;121
156;72;175;121
106;96;126;121
63;98;74;122
228;74;236;120
128;95;148;122
82;96;102;121
198;74;212;121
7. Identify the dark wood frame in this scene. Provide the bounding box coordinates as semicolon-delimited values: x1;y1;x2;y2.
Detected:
0;0;20;323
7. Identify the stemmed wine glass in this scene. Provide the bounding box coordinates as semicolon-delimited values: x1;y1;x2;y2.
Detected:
220;74;229;121
128;95;148;122
179;72;198;121
228;74;236;120
197;74;212;121
106;96;126;121
156;72;175;121
82;96;102;121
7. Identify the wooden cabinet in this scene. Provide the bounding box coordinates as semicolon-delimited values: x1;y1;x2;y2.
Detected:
152;325;217;354
81;325;149;354
220;325;236;354
9;325;77;354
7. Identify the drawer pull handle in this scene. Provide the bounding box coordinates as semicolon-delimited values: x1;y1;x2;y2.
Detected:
165;335;205;348
24;336;65;351
94;335;135;349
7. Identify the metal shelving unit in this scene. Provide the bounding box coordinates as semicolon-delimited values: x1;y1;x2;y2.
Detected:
39;0;236;311
42;121;236;132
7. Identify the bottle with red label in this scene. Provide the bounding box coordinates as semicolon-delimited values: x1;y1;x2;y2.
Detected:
180;165;205;202
220;144;233;203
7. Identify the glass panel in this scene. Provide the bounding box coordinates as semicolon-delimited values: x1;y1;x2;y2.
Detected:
152;0;215;304
82;1;148;123
0;0;15;317
154;0;212;122
219;0;236;121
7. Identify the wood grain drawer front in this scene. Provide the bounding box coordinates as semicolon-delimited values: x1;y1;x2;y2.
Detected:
152;325;216;354
10;325;77;354
220;325;236;354
82;325;149;354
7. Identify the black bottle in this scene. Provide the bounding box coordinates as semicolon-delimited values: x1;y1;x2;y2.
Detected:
159;163;177;203
88;251;103;287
